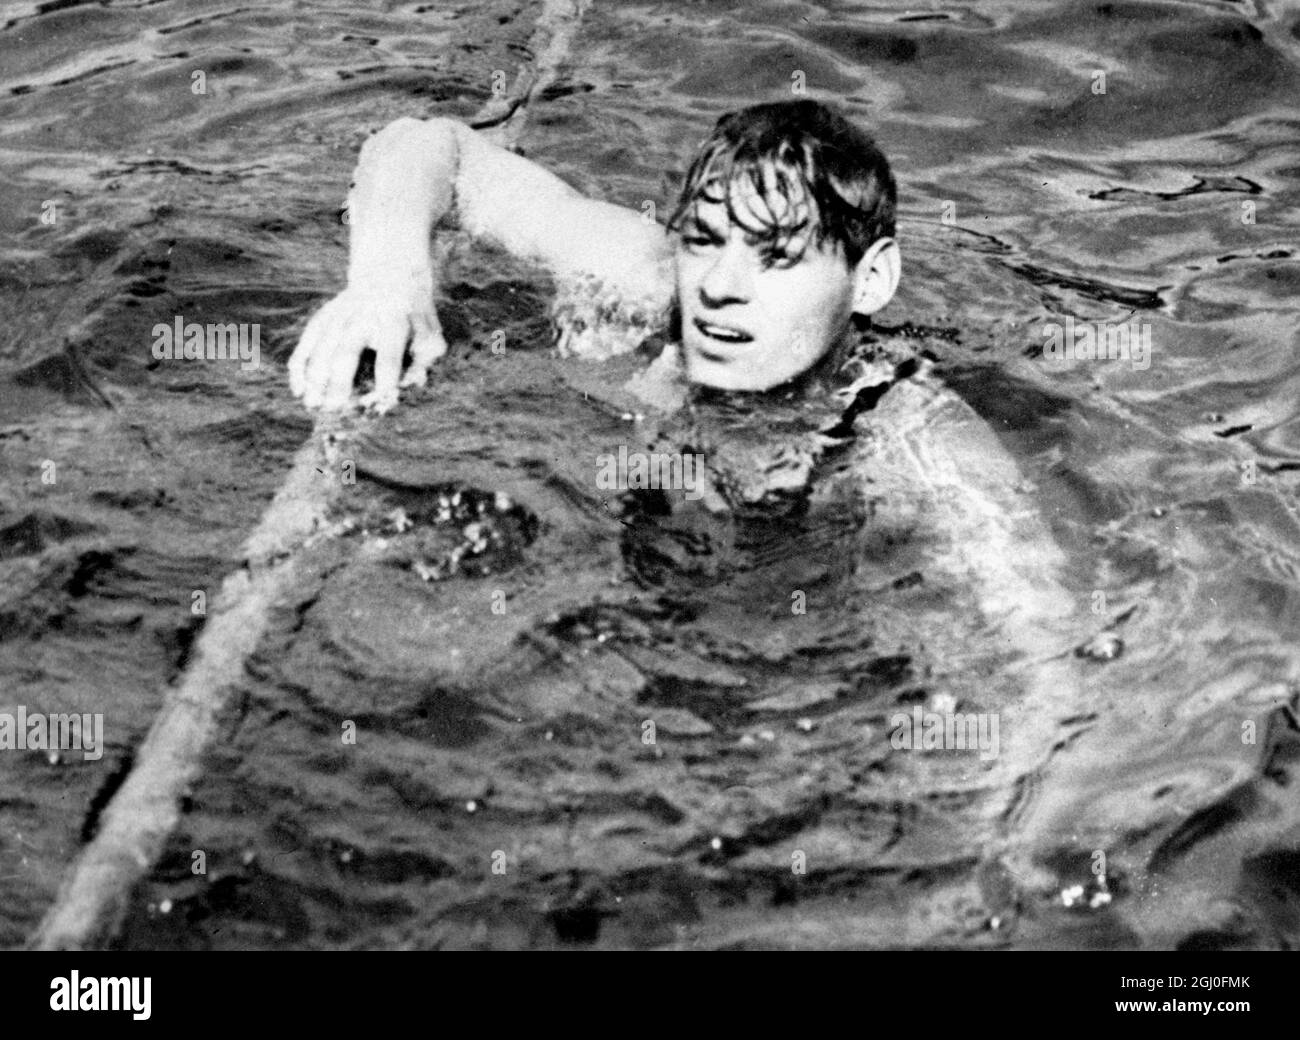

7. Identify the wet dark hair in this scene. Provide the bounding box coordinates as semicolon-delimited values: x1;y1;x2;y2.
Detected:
666;99;896;269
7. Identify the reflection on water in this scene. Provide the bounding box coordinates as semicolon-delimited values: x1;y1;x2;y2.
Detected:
1;0;1299;949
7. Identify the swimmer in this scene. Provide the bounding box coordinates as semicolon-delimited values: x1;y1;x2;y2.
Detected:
289;101;1082;795
288;99;898;409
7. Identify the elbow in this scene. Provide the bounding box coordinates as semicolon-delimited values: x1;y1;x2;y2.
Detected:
360;116;456;160
351;116;461;210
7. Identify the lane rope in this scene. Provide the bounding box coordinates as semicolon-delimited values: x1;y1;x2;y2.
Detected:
33;0;590;950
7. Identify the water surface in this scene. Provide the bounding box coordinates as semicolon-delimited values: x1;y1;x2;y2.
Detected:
2;0;1299;949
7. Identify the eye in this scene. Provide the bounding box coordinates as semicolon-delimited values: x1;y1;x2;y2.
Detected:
682;232;720;250
760;248;797;270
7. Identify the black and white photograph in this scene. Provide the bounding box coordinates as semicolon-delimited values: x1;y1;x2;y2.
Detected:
0;0;1296;995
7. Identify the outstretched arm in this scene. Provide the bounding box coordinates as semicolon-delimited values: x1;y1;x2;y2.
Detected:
871;371;1084;780
290;116;672;411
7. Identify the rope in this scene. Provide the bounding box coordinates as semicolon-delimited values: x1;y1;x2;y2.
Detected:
32;0;590;950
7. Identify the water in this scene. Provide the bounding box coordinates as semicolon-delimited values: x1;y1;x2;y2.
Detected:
2;0;1299;949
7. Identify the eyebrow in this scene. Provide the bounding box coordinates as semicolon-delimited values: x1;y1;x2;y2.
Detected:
683;212;798;251
683;213;727;239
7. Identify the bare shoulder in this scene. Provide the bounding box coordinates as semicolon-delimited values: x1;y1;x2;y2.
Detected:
874;368;1026;496
850;365;1074;627
853;366;1047;545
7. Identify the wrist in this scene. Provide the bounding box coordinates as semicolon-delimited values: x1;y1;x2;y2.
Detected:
346;257;433;298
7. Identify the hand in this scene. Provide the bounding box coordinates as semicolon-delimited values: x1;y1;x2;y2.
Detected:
288;281;447;413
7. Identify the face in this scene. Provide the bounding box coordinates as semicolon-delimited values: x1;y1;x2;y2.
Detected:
674;171;859;392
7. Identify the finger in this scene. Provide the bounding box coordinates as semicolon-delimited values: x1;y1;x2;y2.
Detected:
301;306;349;409
398;313;448;388
319;316;369;411
289;300;337;398
366;317;408;412
358;387;398;415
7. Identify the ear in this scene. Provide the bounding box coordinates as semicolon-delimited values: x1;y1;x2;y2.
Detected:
850;237;900;317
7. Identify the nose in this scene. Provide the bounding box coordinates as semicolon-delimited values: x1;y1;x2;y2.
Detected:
698;240;752;308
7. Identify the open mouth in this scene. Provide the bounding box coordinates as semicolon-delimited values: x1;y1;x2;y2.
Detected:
693;317;753;346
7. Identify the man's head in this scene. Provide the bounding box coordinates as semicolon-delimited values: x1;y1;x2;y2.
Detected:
667;99;900;391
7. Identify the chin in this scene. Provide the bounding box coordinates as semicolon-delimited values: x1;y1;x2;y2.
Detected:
687;345;821;393
681;333;776;391
685;351;773;391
